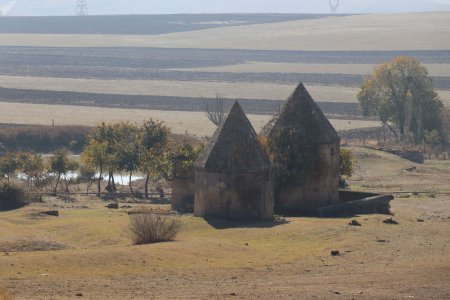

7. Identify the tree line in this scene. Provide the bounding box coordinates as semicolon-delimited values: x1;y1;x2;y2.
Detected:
0;120;204;197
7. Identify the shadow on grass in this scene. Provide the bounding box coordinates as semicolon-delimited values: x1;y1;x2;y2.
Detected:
204;216;289;229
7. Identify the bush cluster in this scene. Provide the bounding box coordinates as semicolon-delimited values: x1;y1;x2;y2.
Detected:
0;125;92;154
129;213;181;245
0;183;28;211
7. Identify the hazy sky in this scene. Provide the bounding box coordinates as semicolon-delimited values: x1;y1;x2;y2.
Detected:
3;0;450;16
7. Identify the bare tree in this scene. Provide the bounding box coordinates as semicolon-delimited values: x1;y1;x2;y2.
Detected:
205;93;226;126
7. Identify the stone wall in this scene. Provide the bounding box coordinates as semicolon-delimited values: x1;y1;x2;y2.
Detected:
276;142;340;215
170;178;195;213
194;169;274;221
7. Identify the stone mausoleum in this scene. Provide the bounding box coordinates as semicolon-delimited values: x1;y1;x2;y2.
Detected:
262;82;341;214
194;101;274;220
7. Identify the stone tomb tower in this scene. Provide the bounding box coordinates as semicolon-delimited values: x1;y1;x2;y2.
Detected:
194;101;274;220
262;82;341;214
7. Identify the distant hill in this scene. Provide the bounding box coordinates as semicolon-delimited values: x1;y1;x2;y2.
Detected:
4;0;450;16
0;14;334;35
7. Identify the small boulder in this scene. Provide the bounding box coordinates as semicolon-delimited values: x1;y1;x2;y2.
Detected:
383;218;399;225
106;203;119;209
331;250;340;256
349;220;361;226
417;219;425;222
40;210;59;217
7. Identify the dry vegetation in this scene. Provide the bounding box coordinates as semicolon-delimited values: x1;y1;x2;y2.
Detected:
0;102;381;136
0;147;449;299
129;213;182;245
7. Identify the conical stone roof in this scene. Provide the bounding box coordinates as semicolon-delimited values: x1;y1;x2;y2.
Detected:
262;82;340;144
195;101;271;172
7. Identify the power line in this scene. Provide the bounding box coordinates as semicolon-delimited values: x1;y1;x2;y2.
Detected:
75;0;88;16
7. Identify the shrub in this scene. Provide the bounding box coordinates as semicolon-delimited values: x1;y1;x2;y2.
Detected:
0;183;29;211
129;213;181;245
339;148;355;178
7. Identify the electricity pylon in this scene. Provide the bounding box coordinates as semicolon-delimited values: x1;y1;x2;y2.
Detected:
75;0;88;16
329;0;340;13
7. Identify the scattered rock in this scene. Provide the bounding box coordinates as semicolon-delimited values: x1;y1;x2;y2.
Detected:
40;210;59;217
331;250;340;256
332;291;341;295
404;166;417;172
349;220;361;226
245;243;249;246
0;240;70;252
417;219;425;222
120;205;132;209
76;293;83;297
383;218;399;225
106;203;119;209
228;293;237;296
377;239;387;243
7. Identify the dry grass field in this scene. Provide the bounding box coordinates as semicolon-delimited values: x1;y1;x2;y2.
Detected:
0;101;380;136
0;76;359;103
0;147;449;299
176;62;450;76
0;13;449;51
1;76;448;107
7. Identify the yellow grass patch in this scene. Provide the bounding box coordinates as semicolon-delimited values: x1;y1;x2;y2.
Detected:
0;102;381;136
0;75;360;102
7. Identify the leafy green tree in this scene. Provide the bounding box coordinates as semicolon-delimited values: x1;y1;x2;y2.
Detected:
358;56;443;143
172;142;204;179
81;137;108;196
339;148;355;178
424;129;442;158
114;122;140;197
442;109;450;149
138;120;171;198
49;148;78;193
0;152;19;182
78;163;96;195
81;122;120;195
16;151;44;190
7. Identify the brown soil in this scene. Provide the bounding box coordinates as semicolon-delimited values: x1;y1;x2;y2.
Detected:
0;147;449;299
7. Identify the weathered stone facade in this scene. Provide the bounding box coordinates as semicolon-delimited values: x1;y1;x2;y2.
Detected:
170;178;195;213
194;101;274;220
262;82;341;214
170;156;195;213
